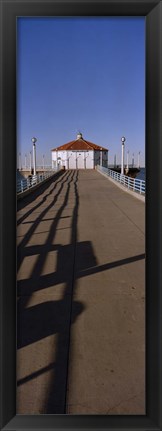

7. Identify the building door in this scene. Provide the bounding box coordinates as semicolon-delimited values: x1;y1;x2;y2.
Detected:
69;152;77;169
77;152;84;169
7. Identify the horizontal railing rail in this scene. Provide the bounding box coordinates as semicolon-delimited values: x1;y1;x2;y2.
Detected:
17;168;60;194
97;165;145;195
108;164;140;169
18;165;53;171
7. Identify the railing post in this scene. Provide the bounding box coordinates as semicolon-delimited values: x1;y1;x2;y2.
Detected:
140;181;142;194
21;181;23;192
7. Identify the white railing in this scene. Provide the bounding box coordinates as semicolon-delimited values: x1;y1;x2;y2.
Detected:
19;165;53;171
17;169;59;194
97;165;145;195
34;165;53;170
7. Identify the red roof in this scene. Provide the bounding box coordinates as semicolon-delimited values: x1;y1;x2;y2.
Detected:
51;137;108;151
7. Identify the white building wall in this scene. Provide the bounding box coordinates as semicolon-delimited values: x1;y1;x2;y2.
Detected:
51;151;56;168
69;152;77;169
52;148;107;169
52;150;68;169
77;152;84;169
85;151;94;169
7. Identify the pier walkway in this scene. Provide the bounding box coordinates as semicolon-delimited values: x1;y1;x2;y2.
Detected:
17;169;145;415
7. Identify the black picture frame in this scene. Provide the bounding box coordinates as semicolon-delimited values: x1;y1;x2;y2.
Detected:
0;0;162;430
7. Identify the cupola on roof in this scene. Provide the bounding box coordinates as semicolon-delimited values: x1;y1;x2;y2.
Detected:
76;132;83;140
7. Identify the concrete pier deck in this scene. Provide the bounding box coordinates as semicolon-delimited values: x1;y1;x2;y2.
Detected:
17;169;145;415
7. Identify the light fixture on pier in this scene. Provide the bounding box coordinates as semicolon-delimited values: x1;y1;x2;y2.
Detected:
31;137;37;175
121;136;126;175
43;154;45;170
25;154;27;170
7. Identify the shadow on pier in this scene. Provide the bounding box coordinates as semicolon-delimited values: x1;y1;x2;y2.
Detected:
17;169;145;414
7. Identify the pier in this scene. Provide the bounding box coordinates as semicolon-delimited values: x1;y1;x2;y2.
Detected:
17;169;145;415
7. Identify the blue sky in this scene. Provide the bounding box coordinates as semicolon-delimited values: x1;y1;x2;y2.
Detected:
17;17;145;167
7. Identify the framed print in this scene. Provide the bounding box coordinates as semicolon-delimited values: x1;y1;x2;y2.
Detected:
1;0;162;430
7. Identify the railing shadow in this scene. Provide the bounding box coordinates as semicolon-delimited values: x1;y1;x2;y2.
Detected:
17;170;72;272
17;170;88;413
17;169;67;223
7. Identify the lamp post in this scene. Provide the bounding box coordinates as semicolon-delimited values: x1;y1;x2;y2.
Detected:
121;136;126;175
31;137;37;175
19;152;22;170
114;154;116;168
126;150;129;170
42;154;45;170
132;153;134;167
25;154;27;170
138;151;140;168
29;151;32;173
